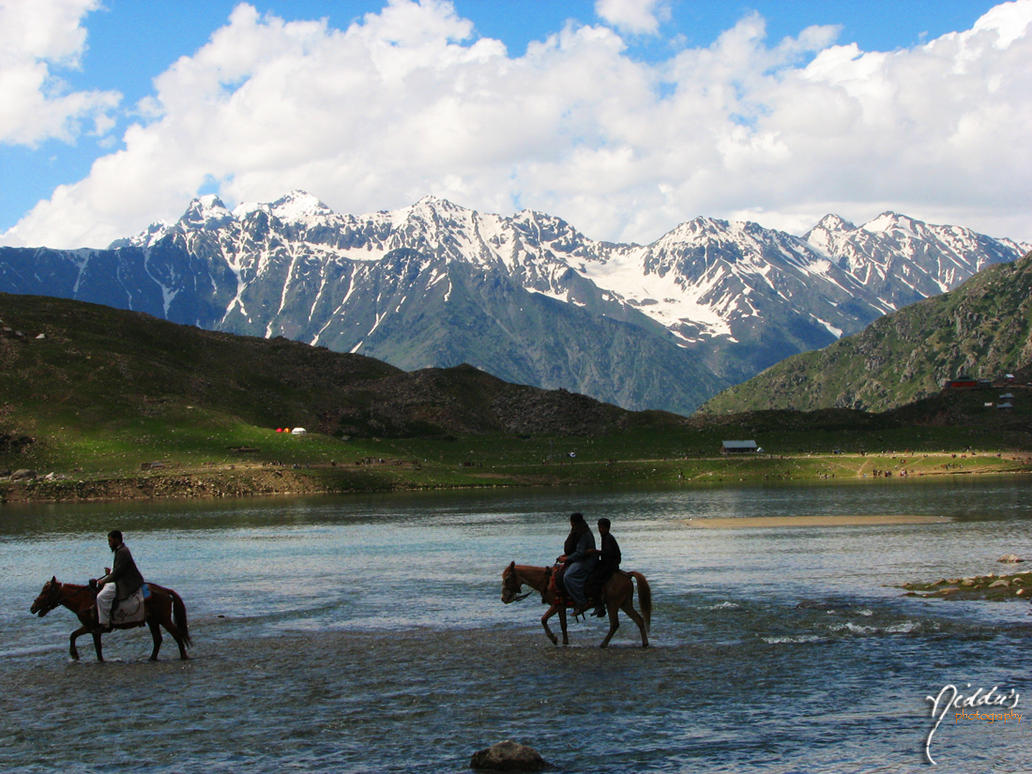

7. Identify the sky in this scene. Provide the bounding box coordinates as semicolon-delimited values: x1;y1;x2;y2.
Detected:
1;0;1030;250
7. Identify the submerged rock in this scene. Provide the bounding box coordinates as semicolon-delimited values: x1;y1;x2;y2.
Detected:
471;739;549;771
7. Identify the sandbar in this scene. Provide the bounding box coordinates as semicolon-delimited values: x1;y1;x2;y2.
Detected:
684;514;950;529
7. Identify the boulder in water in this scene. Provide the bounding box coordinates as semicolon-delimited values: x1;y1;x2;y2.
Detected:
470;739;549;771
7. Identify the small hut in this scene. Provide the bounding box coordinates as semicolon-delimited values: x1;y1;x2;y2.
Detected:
722;440;758;455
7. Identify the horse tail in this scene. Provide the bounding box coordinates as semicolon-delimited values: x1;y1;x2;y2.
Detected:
170;590;192;648
631;572;651;632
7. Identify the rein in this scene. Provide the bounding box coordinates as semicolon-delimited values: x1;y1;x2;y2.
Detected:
45;581;92;613
512;588;533;602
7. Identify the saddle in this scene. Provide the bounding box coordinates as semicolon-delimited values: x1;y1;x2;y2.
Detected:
92;584;149;627
545;564;572;607
111;587;148;625
546;563;596;611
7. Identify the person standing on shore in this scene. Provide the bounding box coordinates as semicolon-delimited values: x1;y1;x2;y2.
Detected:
93;530;144;630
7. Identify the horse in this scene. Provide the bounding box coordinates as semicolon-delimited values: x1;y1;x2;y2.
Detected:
501;561;651;648
30;576;191;662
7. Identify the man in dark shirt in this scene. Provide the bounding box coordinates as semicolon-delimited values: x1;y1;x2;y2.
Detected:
94;530;145;629
586;517;621;616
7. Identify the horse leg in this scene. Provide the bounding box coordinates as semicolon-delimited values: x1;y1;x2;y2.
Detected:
558;607;569;646
91;629;104;662
541;605;559;645
161;614;189;660
69;625;90;661
599;601;620;648
621;598;649;648
147;619;163;661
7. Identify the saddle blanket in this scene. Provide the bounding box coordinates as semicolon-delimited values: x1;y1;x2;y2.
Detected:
112;586;147;625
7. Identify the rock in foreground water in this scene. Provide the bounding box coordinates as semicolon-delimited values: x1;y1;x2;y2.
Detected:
471;739;549;771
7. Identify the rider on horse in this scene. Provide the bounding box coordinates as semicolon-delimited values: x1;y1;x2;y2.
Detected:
584;517;621;616
558;512;598;613
92;530;144;631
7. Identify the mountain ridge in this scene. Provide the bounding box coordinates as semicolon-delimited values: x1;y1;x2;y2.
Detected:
0;291;683;439
700;249;1032;414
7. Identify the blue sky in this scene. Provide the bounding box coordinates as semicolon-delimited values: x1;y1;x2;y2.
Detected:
2;0;1030;248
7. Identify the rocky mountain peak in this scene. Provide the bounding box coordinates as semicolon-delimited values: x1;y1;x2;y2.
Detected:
804;214;858;255
406;194;468;219
232;189;335;225
180;195;233;228
861;211;914;234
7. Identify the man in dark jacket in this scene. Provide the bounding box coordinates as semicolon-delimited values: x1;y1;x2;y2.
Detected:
586;517;621;616
94;530;145;629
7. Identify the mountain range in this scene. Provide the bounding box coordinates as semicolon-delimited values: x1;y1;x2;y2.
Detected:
0;192;1026;414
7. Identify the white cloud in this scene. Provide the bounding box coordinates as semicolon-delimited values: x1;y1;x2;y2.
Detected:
0;0;120;146
3;0;1031;249
595;0;670;35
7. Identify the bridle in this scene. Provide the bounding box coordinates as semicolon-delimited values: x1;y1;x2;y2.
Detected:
502;567;532;603
32;580;64;616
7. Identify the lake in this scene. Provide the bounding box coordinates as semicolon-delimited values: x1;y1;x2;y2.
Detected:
2;477;1030;772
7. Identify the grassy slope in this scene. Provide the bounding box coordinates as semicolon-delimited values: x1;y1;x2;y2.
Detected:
2;293;1031;503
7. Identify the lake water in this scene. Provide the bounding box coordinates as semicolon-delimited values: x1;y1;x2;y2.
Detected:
2;477;1031;773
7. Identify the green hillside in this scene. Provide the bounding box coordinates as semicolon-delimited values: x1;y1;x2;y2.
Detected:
2;292;1030;503
701;252;1032;414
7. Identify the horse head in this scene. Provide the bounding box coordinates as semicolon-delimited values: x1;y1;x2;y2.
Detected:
31;576;63;617
501;561;522;604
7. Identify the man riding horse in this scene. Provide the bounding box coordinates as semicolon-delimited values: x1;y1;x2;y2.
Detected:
31;532;190;662
92;530;144;631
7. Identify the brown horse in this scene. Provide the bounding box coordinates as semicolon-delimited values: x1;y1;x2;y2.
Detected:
501;562;651;648
31;576;191;662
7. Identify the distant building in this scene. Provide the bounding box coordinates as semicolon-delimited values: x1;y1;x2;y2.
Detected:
945;376;978;389
722;440;758;454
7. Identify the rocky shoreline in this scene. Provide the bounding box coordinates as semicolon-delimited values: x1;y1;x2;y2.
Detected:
3;456;1031;505
0;467;337;503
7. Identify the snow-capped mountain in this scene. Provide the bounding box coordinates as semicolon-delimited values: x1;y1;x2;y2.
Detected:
0;192;1026;415
804;212;1028;311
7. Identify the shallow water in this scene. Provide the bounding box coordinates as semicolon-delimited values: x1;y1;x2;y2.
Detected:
2;478;1031;772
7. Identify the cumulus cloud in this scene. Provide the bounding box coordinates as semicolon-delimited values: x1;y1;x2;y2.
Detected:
0;0;120;146
595;0;670;35
3;0;1031;248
